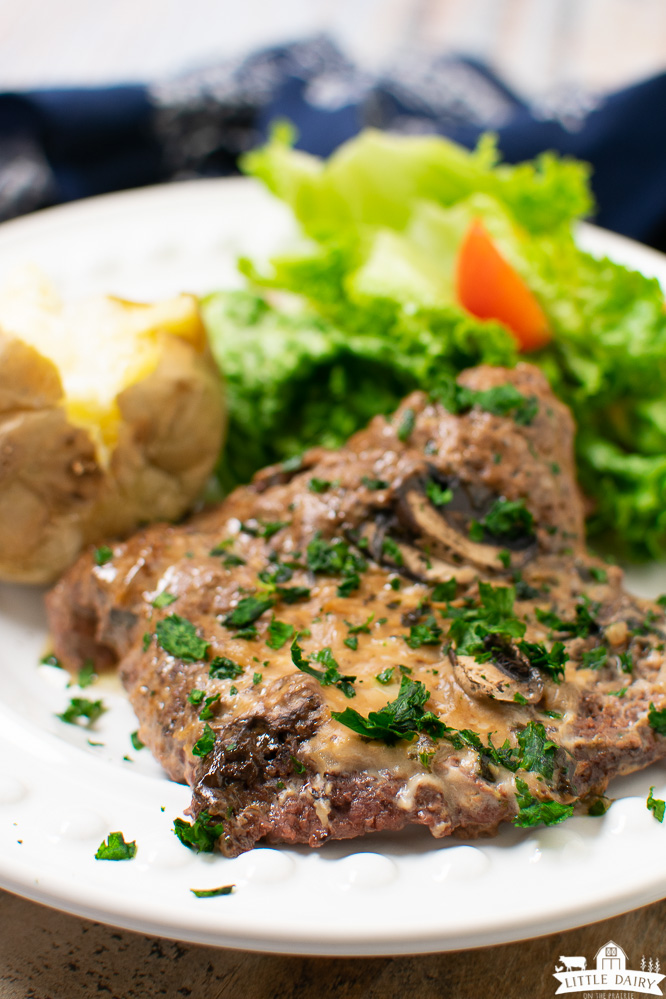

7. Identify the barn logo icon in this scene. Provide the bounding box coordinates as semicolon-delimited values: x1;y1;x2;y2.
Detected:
553;940;664;995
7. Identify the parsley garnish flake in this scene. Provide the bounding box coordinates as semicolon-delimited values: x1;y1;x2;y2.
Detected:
95;832;137;860
647;786;666;823
57;697;106;727
156;615;210;661
191;885;235;897
173;811;224;852
291;639;356;697
192;722;216;757
209;657;243;680
512;778;573;828
332;676;445;746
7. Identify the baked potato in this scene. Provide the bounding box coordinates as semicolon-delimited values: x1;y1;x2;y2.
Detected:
0;270;225;583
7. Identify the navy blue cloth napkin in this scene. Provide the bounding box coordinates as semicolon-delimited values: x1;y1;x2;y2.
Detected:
2;36;666;248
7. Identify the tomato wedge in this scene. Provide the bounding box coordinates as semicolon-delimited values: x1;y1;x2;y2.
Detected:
455;219;551;351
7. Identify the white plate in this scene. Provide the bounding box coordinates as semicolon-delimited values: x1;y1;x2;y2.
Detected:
1;179;666;956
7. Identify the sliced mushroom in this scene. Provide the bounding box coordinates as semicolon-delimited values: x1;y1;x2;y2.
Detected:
450;638;544;704
395;470;536;573
352;517;476;585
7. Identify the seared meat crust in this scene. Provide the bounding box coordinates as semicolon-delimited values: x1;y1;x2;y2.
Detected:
47;364;666;855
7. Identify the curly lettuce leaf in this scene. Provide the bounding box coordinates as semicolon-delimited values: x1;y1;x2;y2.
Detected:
202;290;514;494
242;125;591;237
240;127;666;559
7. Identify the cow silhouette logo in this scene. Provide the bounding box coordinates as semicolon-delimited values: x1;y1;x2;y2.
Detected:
552;941;664;995
558;956;587;973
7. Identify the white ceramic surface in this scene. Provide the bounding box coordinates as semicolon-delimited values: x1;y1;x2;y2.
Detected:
0;179;666;955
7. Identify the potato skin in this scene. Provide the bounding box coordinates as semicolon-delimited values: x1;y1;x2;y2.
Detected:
82;334;225;541
0;320;225;584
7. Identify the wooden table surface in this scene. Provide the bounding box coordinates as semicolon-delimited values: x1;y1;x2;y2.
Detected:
2;888;665;998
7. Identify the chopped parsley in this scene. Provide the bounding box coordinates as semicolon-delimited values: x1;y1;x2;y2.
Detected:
337;576;361;597
437;381;538;426
362;476;389;491
142;632;152;651
235;626;257;640
95;832;137;861
222;553;246;567
470;498;534;543
252;672;262;685
191;885;235;898
589;567;608;583
241;519;290;539
40;653;63;668
266;618;295;650
209;657;243;680
513;572;541;600
404;615;443;648
290;755;306;774
397;407;416;442
581;645;608;670
276;585;311;603
173;811;224;852
441;721;560;781
648;702;666;735
516;722;558;780
345;614;374;635
199;694;221;720
308;477;334;493
305;534;367;597
188;689;206;705
331;676;445;746
608;687;627;698
192;722;216;757
535;597;599;639
223;596;274;628
448;582;525;654
155;615;210;661
647;786;665;823
344;613;373;650
431;579;457;603
209;539;233;555
426;480;453;507
587;796;611;817
76;661;96;688
619;651;634;674
151;591;177;609
376;666;395;685
518;640;567;683
94;545;113;566
512;778;573;828
291;639;356;697
57;697;106;727
261;520;290;538
259;559;294;586
382;537;404;566
513;692;528;705
130;731;145;751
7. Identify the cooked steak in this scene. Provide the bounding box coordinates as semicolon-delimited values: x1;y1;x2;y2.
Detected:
47;364;666;855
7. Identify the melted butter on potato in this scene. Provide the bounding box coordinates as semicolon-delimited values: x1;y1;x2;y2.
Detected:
0;270;209;463
0;269;225;584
